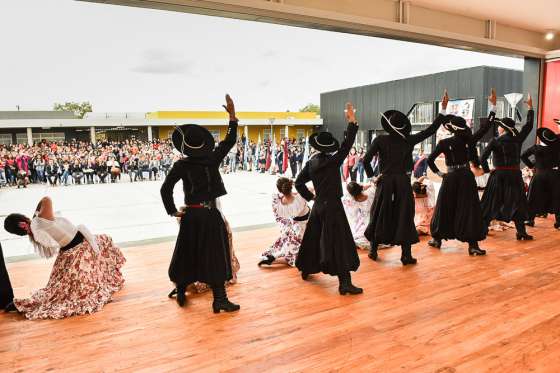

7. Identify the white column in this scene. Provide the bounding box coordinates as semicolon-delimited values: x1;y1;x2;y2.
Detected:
90;126;96;145
244;125;249;140
26;127;33;146
147;125;153;142
285;125;289;139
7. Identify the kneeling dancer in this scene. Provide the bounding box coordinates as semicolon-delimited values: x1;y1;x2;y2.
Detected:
3;196;125;320
160;94;240;313
295;102;362;295
363;90;449;265
427;89;497;255
480;94;534;240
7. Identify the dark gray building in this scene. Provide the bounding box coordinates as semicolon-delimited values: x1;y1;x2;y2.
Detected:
320;66;523;151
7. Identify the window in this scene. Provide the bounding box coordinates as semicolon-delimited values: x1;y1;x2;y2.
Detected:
15;133;28;144
296;129;305;140
409;103;434;125
0;134;12;146
279;127;287;139
209;130;220;141
32;132;65;142
496;98;509;118
263;129;271;142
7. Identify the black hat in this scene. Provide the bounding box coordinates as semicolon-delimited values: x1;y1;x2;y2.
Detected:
443;115;468;133
554;119;560;125
171;124;215;157
496;117;519;137
537;127;559;146
309;131;340;153
380;110;411;138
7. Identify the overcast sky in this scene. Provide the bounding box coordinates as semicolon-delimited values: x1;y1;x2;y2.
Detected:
0;0;524;113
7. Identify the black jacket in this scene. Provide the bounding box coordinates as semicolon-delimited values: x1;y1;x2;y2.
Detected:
427;111;496;174
521;143;559;170
364;113;446;177
295;122;357;202
161;121;238;215
481;110;534;172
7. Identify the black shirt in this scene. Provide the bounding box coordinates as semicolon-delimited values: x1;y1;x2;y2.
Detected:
160;121;238;215
295;122;358;202
521;143;559;170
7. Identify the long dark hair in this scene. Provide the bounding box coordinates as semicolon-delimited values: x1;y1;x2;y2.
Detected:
4;213;30;236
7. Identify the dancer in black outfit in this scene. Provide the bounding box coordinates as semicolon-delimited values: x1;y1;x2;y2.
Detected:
522;127;560;229
160;94;240;313
363;90;449;265
480;93;534;240
427;89;497;256
0;242;15;312
295;102;362;295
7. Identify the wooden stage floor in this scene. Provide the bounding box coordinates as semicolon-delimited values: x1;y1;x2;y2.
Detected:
2;220;560;372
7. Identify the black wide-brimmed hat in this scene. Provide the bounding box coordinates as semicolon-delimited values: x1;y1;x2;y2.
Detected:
380;110;411;138
537;127;559;146
309;131;340;153
443;115;469;133
496;117;519;137
172;124;215;157
554;119;560;126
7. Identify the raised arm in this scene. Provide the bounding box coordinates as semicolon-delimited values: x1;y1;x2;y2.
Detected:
363;137;380;178
468;142;482;168
408;89;449;145
480;139;497;173
160;162;183;217
472;88;497;145
331;102;359;166
426;142;444;176
36;196;55;220
520;145;536;169
294;162;314;202
213;94;239;162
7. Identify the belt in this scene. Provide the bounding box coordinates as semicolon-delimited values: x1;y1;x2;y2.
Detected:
293;210;310;222
494;166;520;171
447;163;469;172
187;200;216;209
60;231;84;252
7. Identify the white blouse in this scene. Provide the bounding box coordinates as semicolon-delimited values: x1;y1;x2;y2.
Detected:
30;216;98;258
274;193;309;219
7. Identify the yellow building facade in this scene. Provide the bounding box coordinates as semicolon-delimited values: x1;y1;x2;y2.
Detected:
147;111;322;143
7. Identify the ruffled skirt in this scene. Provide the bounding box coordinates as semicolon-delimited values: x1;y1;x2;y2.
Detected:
527;169;560;217
481;169;529;223
261;220;306;266
14;235;125;320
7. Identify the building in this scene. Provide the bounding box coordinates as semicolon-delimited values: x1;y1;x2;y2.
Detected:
320;66;524;151
0;110;322;146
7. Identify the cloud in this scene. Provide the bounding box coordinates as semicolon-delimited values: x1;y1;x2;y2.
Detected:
260;50;277;58
131;49;194;75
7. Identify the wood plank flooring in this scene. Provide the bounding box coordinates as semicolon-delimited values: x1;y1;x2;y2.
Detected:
2;219;560;372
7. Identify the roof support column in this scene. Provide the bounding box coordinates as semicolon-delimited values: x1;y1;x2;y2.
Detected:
90;126;96;145
147;125;153;142
26;127;33;146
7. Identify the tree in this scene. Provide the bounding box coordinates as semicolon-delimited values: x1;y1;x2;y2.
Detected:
299;103;320;114
53;101;93;118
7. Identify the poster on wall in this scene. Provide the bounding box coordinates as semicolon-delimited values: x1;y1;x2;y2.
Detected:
436;98;475;143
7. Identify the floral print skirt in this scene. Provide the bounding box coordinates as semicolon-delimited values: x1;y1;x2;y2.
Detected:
14;234;125;320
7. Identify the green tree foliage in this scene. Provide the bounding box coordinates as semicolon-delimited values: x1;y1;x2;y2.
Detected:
299;103;320;114
53;101;93;118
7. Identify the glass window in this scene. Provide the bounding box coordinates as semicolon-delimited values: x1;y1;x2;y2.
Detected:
296;129;305;140
32;132;65;142
263;129;271;142
409;103;434;125
280;127;287;139
15;133;28;144
496;98;509;118
0;134;12;145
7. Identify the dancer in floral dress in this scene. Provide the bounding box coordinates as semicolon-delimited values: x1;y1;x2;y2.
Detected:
3;196;125;320
342;181;376;250
259;177;309;267
412;176;436;236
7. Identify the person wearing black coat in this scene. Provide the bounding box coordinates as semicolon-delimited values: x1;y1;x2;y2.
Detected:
295;102;363;296
363;90;449;265
480;93;534;240
426;89;497;256
521;127;560;229
0;242;15;312
160;94;240;313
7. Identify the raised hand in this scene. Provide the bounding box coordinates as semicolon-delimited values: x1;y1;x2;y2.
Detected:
441;89;449;111
488;88;497;106
222;94;237;121
524;93;533;109
345;102;358;125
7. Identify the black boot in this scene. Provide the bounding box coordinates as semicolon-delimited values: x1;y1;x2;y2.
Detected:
555;215;560;229
212;284;240;313
301;272;310;280
4;302;18;313
368;242;378;261
174;284;187;307
400;244;417;265
468;241;486;256
258;254;275;266
338;272;363;295
525;220;535;227
428;238;442;249
515;220;533;241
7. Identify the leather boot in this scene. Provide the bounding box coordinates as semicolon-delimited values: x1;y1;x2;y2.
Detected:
175;284;187;307
515;220;533;241
258;254;275;266
368;242;378;261
428;238;442;249
212;284;240;313
338;272;363;295
400;244;417;265
468;241;486;256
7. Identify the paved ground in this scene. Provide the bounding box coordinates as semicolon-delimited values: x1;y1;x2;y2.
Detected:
0;171;280;258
